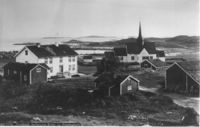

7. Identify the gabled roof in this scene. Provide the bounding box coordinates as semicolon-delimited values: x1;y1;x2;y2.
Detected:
143;59;167;68
4;62;49;73
176;61;200;83
16;44;78;58
126;42;156;54
156;50;165;57
114;47;127;56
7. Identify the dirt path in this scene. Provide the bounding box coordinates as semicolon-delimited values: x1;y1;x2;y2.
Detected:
139;86;199;114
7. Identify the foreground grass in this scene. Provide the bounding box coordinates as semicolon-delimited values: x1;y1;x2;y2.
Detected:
0;81;198;126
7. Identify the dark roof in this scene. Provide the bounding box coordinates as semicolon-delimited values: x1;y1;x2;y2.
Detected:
126;41;156;54
4;62;49;73
177;61;200;83
156;50;165;57
144;59;167;67
114;47;127;56
83;55;93;59
104;51;115;59
26;44;78;58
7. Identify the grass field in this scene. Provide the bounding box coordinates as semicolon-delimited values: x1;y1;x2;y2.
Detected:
78;65;97;75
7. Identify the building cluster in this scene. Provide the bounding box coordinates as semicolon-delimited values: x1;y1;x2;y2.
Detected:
2;23;199;96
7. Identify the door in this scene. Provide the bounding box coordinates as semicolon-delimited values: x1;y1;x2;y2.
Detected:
59;65;63;73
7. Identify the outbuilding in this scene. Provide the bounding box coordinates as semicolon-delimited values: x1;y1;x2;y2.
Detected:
165;61;200;96
141;59;168;70
4;62;49;85
95;74;140;96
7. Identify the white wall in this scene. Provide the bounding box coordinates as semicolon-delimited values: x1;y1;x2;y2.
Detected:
158;57;165;62
75;49;110;55
38;56;78;78
137;49;156;63
16;47;39;63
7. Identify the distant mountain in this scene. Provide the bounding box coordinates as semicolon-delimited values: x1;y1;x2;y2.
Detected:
74;35;122;42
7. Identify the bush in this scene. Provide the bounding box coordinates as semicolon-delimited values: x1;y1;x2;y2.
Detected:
0;81;27;98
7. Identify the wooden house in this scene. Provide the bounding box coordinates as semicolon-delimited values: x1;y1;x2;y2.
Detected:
95;74;140;96
141;59;169;70
165;61;200;96
4;62;49;85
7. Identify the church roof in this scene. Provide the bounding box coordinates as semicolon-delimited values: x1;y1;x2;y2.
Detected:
114;47;127;56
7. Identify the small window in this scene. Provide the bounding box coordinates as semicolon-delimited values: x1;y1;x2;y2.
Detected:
72;57;75;62
25;50;28;55
60;57;63;63
142;56;149;60
50;67;53;73
69;65;71;71
68;57;71;62
36;67;41;73
72;64;75;70
49;58;53;64
13;70;17;74
127;85;132;91
131;56;134;60
24;75;27;81
45;58;48;64
150;56;153;59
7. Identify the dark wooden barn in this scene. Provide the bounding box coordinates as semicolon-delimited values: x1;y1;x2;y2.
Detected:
4;62;49;85
94;74;139;96
165;61;200;96
141;59;168;70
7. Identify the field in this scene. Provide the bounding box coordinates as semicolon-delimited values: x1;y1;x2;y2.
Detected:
78;65;97;75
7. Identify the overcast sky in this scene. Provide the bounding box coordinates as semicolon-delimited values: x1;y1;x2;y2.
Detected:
0;0;199;40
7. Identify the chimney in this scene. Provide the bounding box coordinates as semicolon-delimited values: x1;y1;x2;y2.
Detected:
55;42;59;47
36;43;41;48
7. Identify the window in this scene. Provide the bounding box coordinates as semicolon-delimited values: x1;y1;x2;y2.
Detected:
69;65;71;71
72;57;75;62
72;64;75;71
142;56;149;60
50;67;53;73
68;57;71;62
25;50;28;55
131;56;134;60
24;75;27;81
127;85;132;91
60;57;63;63
36;67;41;73
13;70;17;74
150;56;153;59
45;58;48;64
49;58;53;64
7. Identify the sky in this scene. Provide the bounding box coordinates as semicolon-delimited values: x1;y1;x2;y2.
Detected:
0;0;199;40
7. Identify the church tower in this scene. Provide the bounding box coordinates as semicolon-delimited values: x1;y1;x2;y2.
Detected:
137;22;144;47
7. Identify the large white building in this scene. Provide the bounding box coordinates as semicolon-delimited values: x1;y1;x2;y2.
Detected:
113;23;165;63
15;43;78;78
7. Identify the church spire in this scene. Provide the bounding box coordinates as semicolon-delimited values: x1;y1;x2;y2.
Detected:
137;22;144;46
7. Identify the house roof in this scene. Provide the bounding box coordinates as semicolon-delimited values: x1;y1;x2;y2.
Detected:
143;59;167;67
126;41;156;54
25;44;77;58
113;47;127;56
156;50;165;57
4;62;49;73
176;61;200;83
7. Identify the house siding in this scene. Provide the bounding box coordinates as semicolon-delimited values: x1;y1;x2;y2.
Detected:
16;47;39;63
30;66;47;84
166;64;199;96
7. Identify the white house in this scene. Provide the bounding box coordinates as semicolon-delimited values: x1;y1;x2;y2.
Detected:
15;43;78;78
113;23;164;63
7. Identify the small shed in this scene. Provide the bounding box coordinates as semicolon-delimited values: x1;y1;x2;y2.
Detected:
165;61;200;96
4;62;49;85
141;59;168;70
94;74;140;96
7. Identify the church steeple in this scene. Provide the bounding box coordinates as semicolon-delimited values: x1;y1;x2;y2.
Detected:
137;22;144;46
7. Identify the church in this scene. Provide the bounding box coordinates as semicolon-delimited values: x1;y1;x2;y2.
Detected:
113;23;165;63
